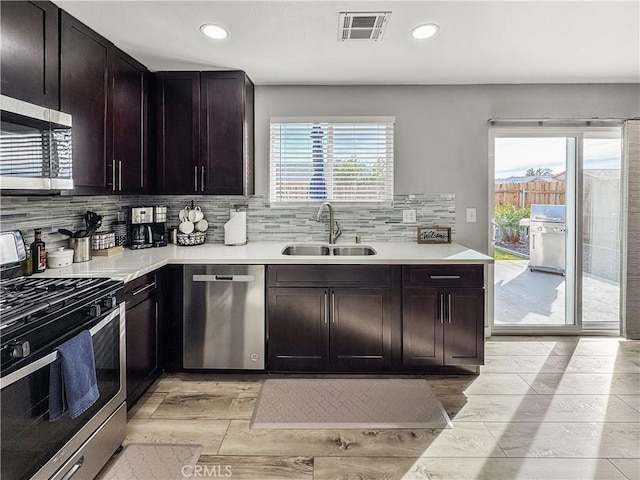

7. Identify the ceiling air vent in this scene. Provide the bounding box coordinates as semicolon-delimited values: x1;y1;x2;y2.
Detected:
338;12;391;42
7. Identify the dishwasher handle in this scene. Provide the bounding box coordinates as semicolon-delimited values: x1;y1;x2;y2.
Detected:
192;274;256;282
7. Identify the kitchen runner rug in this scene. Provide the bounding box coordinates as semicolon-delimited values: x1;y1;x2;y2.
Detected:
250;378;452;429
96;443;203;480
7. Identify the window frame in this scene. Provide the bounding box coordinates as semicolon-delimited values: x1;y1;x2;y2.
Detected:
269;116;395;205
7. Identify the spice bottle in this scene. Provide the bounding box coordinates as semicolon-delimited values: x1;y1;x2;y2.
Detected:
20;241;33;276
31;229;46;273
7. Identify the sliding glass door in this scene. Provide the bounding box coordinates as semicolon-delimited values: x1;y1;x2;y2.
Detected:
489;127;622;334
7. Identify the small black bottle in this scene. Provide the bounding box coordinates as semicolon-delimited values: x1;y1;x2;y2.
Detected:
31;229;46;273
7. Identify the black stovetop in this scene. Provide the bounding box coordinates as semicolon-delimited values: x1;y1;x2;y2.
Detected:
0;276;124;376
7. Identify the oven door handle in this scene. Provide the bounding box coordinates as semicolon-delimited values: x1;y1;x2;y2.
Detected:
0;307;120;390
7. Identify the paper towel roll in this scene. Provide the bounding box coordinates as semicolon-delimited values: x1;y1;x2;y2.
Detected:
224;210;247;245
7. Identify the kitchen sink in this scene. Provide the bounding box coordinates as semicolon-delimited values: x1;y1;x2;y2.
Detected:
332;246;377;256
281;244;331;256
281;243;376;256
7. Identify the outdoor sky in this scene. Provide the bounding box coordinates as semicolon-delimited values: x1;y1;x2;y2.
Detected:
495;137;622;179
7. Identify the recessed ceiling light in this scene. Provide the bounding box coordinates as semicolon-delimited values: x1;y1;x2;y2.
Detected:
200;24;229;40
411;23;439;40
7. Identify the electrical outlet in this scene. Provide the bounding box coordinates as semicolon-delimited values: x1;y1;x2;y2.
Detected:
466;208;477;223
403;209;417;223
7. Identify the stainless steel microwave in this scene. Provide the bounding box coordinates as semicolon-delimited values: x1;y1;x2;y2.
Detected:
0;95;73;191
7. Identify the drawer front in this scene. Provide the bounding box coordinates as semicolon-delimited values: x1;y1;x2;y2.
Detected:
125;271;159;308
403;265;483;288
268;265;391;287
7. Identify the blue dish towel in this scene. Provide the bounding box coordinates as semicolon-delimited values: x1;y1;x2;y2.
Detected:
49;330;100;421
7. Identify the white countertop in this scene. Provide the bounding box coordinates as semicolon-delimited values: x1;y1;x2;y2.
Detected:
36;241;493;283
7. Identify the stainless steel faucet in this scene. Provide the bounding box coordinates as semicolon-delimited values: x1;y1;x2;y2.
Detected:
315;202;342;244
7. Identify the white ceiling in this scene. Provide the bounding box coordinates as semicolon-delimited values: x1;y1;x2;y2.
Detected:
54;0;640;85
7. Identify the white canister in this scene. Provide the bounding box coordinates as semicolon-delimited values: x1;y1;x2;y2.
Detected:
47;247;74;268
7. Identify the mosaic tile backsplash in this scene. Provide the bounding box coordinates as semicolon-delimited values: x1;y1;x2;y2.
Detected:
0;193;455;249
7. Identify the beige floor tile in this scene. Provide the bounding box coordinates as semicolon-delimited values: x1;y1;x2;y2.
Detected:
519;373;640;395
218;420;504;458
609;458;640;480
485;422;640;458
197;455;313;479
539;338;640;357
616;395;640;413
440;394;639;423
125;418;230;455
485;341;553;356
314;456;629;480
127;392;167;419
150;392;256;419
428;374;537;396
482;355;640;374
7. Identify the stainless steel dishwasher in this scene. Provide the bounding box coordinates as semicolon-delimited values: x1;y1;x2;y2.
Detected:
183;265;265;369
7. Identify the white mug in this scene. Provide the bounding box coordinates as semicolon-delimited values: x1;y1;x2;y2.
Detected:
196;219;208;232
179;218;194;234
189;206;204;222
179;206;191;221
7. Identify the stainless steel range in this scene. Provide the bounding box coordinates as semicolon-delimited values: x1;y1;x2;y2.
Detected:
1;231;126;480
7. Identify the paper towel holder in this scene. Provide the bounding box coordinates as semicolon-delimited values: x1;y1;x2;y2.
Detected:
224;207;247;246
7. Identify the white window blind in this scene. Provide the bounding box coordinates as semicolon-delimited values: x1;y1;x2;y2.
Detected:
270;117;394;203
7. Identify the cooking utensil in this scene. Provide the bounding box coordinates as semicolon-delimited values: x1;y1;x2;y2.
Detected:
73;229;88;238
57;228;74;237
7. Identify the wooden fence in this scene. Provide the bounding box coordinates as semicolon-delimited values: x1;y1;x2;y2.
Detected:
495;181;565;208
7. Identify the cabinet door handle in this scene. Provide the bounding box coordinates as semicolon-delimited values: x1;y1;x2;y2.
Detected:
194;166;198;192
324;290;328;324
439;293;444;324
430;275;461;280
331;291;336;323
448;293;452;324
201;166;205;192
131;281;156;296
112;161;116;191
118;160;122;191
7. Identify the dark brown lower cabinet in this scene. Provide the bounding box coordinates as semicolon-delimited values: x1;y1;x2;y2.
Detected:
268;286;393;372
267;288;328;371
402;265;485;367
125;272;162;407
267;266;397;372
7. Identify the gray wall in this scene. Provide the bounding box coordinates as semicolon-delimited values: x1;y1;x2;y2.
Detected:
254;84;640;252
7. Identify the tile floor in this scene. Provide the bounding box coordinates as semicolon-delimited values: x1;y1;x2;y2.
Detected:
124;336;639;479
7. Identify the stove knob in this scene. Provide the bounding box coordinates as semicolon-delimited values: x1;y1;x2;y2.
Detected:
9;340;31;359
87;304;102;318
101;296;118;309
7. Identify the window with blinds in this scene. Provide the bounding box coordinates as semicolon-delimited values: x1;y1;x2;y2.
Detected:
270;117;394;203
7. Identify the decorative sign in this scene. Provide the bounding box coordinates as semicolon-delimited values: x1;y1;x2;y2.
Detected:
417;227;451;244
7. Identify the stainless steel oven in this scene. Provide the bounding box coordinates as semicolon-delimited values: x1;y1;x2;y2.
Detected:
1;299;126;480
1;230;126;480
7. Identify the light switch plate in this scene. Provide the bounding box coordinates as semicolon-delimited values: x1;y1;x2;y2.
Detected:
466;208;477;223
402;209;417;223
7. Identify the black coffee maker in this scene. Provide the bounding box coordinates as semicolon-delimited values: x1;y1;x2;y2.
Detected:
128;206;167;249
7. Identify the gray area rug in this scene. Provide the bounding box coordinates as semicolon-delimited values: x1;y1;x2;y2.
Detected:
250;378;452;429
96;443;203;480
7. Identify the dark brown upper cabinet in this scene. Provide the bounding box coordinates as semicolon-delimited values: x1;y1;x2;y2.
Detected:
60;11;149;195
155;72;200;194
107;49;149;194
60;11;110;193
156;71;254;195
1;1;60;109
